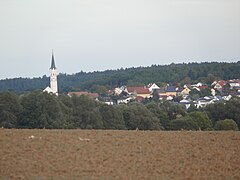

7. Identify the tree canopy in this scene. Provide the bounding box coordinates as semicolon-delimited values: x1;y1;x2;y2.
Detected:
0;62;239;93
0;91;239;131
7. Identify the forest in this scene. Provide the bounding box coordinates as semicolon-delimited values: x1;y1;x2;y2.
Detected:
0;61;240;93
0;91;239;131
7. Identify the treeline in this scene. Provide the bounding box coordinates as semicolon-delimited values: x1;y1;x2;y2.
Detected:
0;91;239;130
0;62;240;93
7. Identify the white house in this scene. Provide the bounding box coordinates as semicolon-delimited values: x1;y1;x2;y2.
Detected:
147;83;160;92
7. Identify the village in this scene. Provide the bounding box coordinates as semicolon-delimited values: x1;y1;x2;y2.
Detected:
41;54;240;110
67;79;240;109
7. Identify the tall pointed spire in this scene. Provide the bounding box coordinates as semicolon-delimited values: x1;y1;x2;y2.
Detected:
49;50;58;95
50;51;56;69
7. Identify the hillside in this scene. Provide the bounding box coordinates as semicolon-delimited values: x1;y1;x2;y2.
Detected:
0;61;239;93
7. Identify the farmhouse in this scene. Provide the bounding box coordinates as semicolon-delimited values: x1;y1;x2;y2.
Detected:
126;87;151;98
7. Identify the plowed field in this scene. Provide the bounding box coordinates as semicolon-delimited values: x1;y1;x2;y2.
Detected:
0;129;240;179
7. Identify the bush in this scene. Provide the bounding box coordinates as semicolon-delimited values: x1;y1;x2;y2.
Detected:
189;112;212;130
214;119;239;131
170;116;198;130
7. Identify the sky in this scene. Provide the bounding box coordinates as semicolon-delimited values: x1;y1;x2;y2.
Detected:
0;0;239;79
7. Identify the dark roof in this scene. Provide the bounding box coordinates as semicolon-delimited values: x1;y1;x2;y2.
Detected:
50;52;56;69
166;86;176;92
154;87;166;93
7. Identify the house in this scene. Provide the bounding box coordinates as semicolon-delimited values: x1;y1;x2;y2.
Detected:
228;79;240;89
222;95;232;101
112;86;128;96
165;86;177;97
179;99;192;109
155;86;177;100
117;97;134;104
195;96;218;108
114;87;123;96
211;88;216;96
101;97;114;105
198;85;208;90
191;82;203;88
180;86;191;95
212;80;226;91
126;87;151;98
147;83;160;92
67;92;99;100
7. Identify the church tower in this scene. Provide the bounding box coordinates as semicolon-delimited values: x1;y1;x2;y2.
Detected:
50;52;58;95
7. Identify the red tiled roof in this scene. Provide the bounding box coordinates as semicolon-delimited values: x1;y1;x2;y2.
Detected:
68;92;99;98
127;87;150;94
218;80;226;87
198;85;208;89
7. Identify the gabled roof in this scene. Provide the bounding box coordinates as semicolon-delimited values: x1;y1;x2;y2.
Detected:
147;83;160;90
43;86;54;93
217;80;226;87
127;87;150;94
68;92;99;99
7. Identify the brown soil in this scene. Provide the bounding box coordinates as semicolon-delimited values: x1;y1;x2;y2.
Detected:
0;129;240;179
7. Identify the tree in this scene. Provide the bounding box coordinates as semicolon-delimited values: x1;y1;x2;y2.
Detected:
1;62;239;94
91;85;108;96
146;102;170;130
214;119;239;131
159;101;186;120
58;95;75;128
204;74;219;85
170;116;198;131
0;92;22;128
0;110;17;128
225;97;240;129
205;102;227;125
205;97;240;129
71;94;103;129
99;105;125;129
151;89;160;102
121;103;162;130
187;103;198;113
79;108;104;129
189;112;212;130
19;91;63;128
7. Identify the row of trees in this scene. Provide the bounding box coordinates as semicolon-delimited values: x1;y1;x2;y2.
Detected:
0;62;240;93
0;91;239;130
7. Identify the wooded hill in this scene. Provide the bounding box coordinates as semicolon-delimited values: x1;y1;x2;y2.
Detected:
0;61;239;93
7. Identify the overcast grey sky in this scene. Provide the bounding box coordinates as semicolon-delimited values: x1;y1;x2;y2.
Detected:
0;0;239;79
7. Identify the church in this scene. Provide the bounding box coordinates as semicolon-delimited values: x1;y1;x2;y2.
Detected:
43;52;58;95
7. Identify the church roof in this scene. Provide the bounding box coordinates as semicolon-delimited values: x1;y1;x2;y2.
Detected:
50;52;56;69
43;86;54;93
